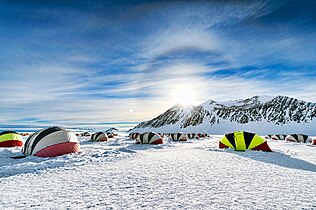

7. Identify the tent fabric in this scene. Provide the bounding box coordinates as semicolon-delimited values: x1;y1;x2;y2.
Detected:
132;132;140;139
219;131;272;152
0;131;23;147
285;134;311;143
34;142;80;157
23;126;80;157
129;132;139;139
21;133;30;136
187;133;199;139
197;133;207;138
271;134;286;140
170;133;187;141
107;132;114;138
81;132;90;136
136;132;163;144
91;132;108;141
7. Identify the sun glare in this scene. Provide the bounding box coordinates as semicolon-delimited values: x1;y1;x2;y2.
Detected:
176;90;192;105
172;86;197;106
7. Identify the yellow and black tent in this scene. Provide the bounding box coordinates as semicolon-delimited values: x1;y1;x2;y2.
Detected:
219;131;272;152
0;131;23;147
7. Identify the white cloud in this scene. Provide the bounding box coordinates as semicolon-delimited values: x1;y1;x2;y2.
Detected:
141;27;220;58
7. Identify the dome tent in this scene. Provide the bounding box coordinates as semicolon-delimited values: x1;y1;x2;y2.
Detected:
136;132;163;144
219;131;272;152
285;134;311;143
197;133;207;138
271;134;286;140
187;133;199;139
0;131;23;147
106;132;114;138
91;132;108;141
129;132;140;139
23;126;80;157
81;132;90;137
21;133;29;137
170;133;187;141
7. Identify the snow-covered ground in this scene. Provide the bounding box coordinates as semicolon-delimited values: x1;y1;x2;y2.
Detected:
0;133;315;209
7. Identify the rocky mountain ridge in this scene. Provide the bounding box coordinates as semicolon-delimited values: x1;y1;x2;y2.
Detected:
132;95;316;133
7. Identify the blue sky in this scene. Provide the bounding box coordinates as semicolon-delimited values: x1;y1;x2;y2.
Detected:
1;0;316;128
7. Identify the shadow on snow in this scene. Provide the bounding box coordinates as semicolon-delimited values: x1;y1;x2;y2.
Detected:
208;148;316;173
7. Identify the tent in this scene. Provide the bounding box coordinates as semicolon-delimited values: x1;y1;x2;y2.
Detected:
265;134;272;139
0;131;23;147
132;132;140;139
23;126;80;157
136;132;163;144
20;133;29;137
197;133;207;138
170;133;187;141
219;131;272;152
81;132;90;137
91;132;108;141
107;132;114;138
271;134;286;140
285;134;311;143
129;132;139;139
187;133;199;139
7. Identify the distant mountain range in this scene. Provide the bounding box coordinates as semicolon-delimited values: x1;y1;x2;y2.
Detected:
131;95;316;135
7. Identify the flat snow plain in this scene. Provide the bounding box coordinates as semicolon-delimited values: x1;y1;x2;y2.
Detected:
0;133;315;209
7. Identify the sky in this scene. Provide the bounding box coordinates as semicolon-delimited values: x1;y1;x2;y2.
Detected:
1;0;316;129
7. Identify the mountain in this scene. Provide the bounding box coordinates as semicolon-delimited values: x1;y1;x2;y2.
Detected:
131;95;316;135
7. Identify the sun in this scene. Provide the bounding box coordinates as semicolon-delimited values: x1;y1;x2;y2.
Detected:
171;86;197;106
175;89;193;105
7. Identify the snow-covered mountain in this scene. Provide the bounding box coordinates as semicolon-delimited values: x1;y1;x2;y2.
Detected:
131;95;316;135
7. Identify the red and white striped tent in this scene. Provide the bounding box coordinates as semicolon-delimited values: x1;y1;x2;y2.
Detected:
91;132;108;141
285;134;311;143
136;132;163;144
197;133;207;138
187;133;199;139
271;134;286;140
106;132;115;138
129;132;140;139
81;132;90;137
23;127;80;157
170;133;187;141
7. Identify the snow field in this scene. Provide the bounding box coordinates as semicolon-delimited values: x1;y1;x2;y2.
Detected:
0;134;315;209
